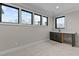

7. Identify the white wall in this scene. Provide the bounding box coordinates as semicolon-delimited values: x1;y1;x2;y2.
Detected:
0;4;53;53
53;10;79;33
1;3;79;54
0;24;50;51
0;18;53;52
52;10;79;44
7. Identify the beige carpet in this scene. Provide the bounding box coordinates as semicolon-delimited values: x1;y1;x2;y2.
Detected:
3;40;79;56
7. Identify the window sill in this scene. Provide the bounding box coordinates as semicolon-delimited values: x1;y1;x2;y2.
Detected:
0;22;48;27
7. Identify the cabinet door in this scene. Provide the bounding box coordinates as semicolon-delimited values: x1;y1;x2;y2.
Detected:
50;32;62;43
50;32;55;40
55;33;61;42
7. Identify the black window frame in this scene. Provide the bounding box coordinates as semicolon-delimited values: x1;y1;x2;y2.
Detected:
0;3;19;24
55;16;65;29
42;16;48;26
0;3;48;26
21;9;33;25
33;13;42;25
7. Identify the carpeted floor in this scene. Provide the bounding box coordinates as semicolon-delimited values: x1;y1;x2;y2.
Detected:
3;40;79;56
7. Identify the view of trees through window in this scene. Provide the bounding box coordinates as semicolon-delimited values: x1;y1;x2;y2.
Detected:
0;4;48;26
2;5;18;23
21;10;32;24
42;17;48;25
56;16;65;29
34;14;41;25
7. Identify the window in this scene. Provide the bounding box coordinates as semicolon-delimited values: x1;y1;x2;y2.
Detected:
33;14;41;25
55;16;65;29
1;4;19;23
42;16;48;26
21;10;32;24
0;3;48;26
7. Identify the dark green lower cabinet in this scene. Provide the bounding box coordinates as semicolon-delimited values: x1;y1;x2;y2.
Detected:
50;32;75;47
50;32;62;43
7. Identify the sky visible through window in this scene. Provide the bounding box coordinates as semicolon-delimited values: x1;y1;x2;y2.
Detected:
1;4;48;26
34;14;40;25
57;17;65;28
42;17;47;25
2;5;18;23
21;11;32;24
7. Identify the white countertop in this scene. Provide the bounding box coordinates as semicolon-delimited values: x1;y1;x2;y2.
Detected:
50;31;76;34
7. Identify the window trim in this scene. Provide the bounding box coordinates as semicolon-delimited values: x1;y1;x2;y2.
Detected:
0;3;48;26
42;16;48;26
0;4;2;22
0;3;19;24
21;9;33;25
55;16;65;29
34;13;42;25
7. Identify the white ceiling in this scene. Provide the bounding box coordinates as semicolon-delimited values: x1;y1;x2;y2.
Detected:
13;3;79;18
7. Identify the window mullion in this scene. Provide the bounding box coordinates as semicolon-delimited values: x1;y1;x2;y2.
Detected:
0;4;2;22
18;8;22;24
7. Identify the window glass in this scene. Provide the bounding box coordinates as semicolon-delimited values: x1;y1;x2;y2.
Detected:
42;17;48;25
34;14;41;25
21;10;32;24
2;5;18;23
55;16;65;29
